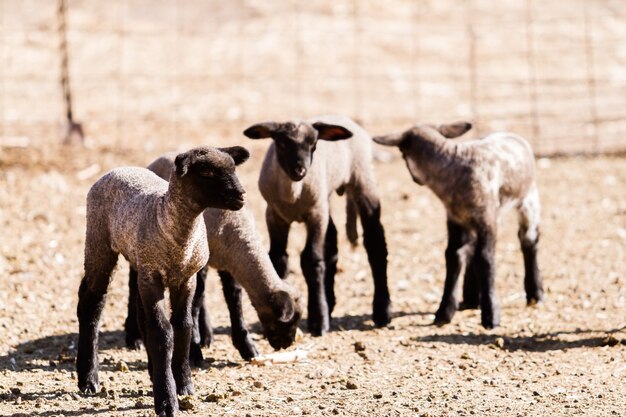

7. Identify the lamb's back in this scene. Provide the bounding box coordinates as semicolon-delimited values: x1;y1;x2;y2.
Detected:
460;133;536;209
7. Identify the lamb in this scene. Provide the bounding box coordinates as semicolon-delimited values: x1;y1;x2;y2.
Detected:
76;146;257;417
373;122;543;329
124;153;303;361
243;115;391;336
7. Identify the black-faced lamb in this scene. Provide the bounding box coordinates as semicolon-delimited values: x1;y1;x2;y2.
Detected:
124;153;303;361
76;146;252;417
243;115;391;336
373;122;542;329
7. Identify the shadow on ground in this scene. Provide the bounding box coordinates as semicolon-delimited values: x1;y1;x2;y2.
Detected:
0;331;135;373
413;326;626;352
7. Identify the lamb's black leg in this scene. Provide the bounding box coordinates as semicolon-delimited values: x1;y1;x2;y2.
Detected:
170;281;195;396
219;270;259;360
139;277;178;417
357;196;391;327
460;233;480;310
520;227;543;305
125;267;143;349
301;219;329;336
76;272;111;394
267;207;291;279
76;246;116;395
190;267;208;366
434;220;466;326
324;216;339;317
475;226;500;329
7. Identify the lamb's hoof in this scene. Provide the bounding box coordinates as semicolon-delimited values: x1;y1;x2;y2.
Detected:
481;313;500;329
372;300;392;327
125;336;143;350
373;311;391;328
234;335;259;361
526;293;543;306
458;300;479;310
78;380;98;395
308;317;329;337
176;382;194;396
156;401;178;417
434;303;456;327
189;342;203;367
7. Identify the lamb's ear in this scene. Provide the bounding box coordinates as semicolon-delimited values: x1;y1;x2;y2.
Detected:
271;290;295;323
312;122;353;141
220;146;250;166
243;122;279;139
373;132;405;147
174;152;191;177
437;121;472;139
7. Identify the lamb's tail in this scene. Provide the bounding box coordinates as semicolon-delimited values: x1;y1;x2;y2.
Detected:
346;197;359;247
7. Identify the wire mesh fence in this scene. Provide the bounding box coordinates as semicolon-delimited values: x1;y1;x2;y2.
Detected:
1;0;625;155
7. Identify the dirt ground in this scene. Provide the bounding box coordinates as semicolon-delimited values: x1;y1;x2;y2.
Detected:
0;142;624;417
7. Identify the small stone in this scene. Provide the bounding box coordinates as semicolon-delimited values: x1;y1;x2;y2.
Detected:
10;387;21;395
179;395;195;411
108;389;119;401
205;393;226;403
533;390;540;396
373;393;383;399
253;381;264;389
117;361;129;372
494;337;505;349
354;341;366;352
346;380;358;390
99;387;108;398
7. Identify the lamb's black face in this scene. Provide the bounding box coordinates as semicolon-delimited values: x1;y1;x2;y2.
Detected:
175;146;250;211
273;124;318;182
258;290;303;350
243;120;353;182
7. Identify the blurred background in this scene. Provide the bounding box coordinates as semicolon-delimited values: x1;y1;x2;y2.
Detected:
1;0;625;154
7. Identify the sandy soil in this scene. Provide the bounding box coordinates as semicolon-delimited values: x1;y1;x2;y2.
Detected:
0;141;624;417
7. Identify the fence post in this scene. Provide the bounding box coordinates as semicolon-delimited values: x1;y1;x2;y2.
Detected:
57;0;84;144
